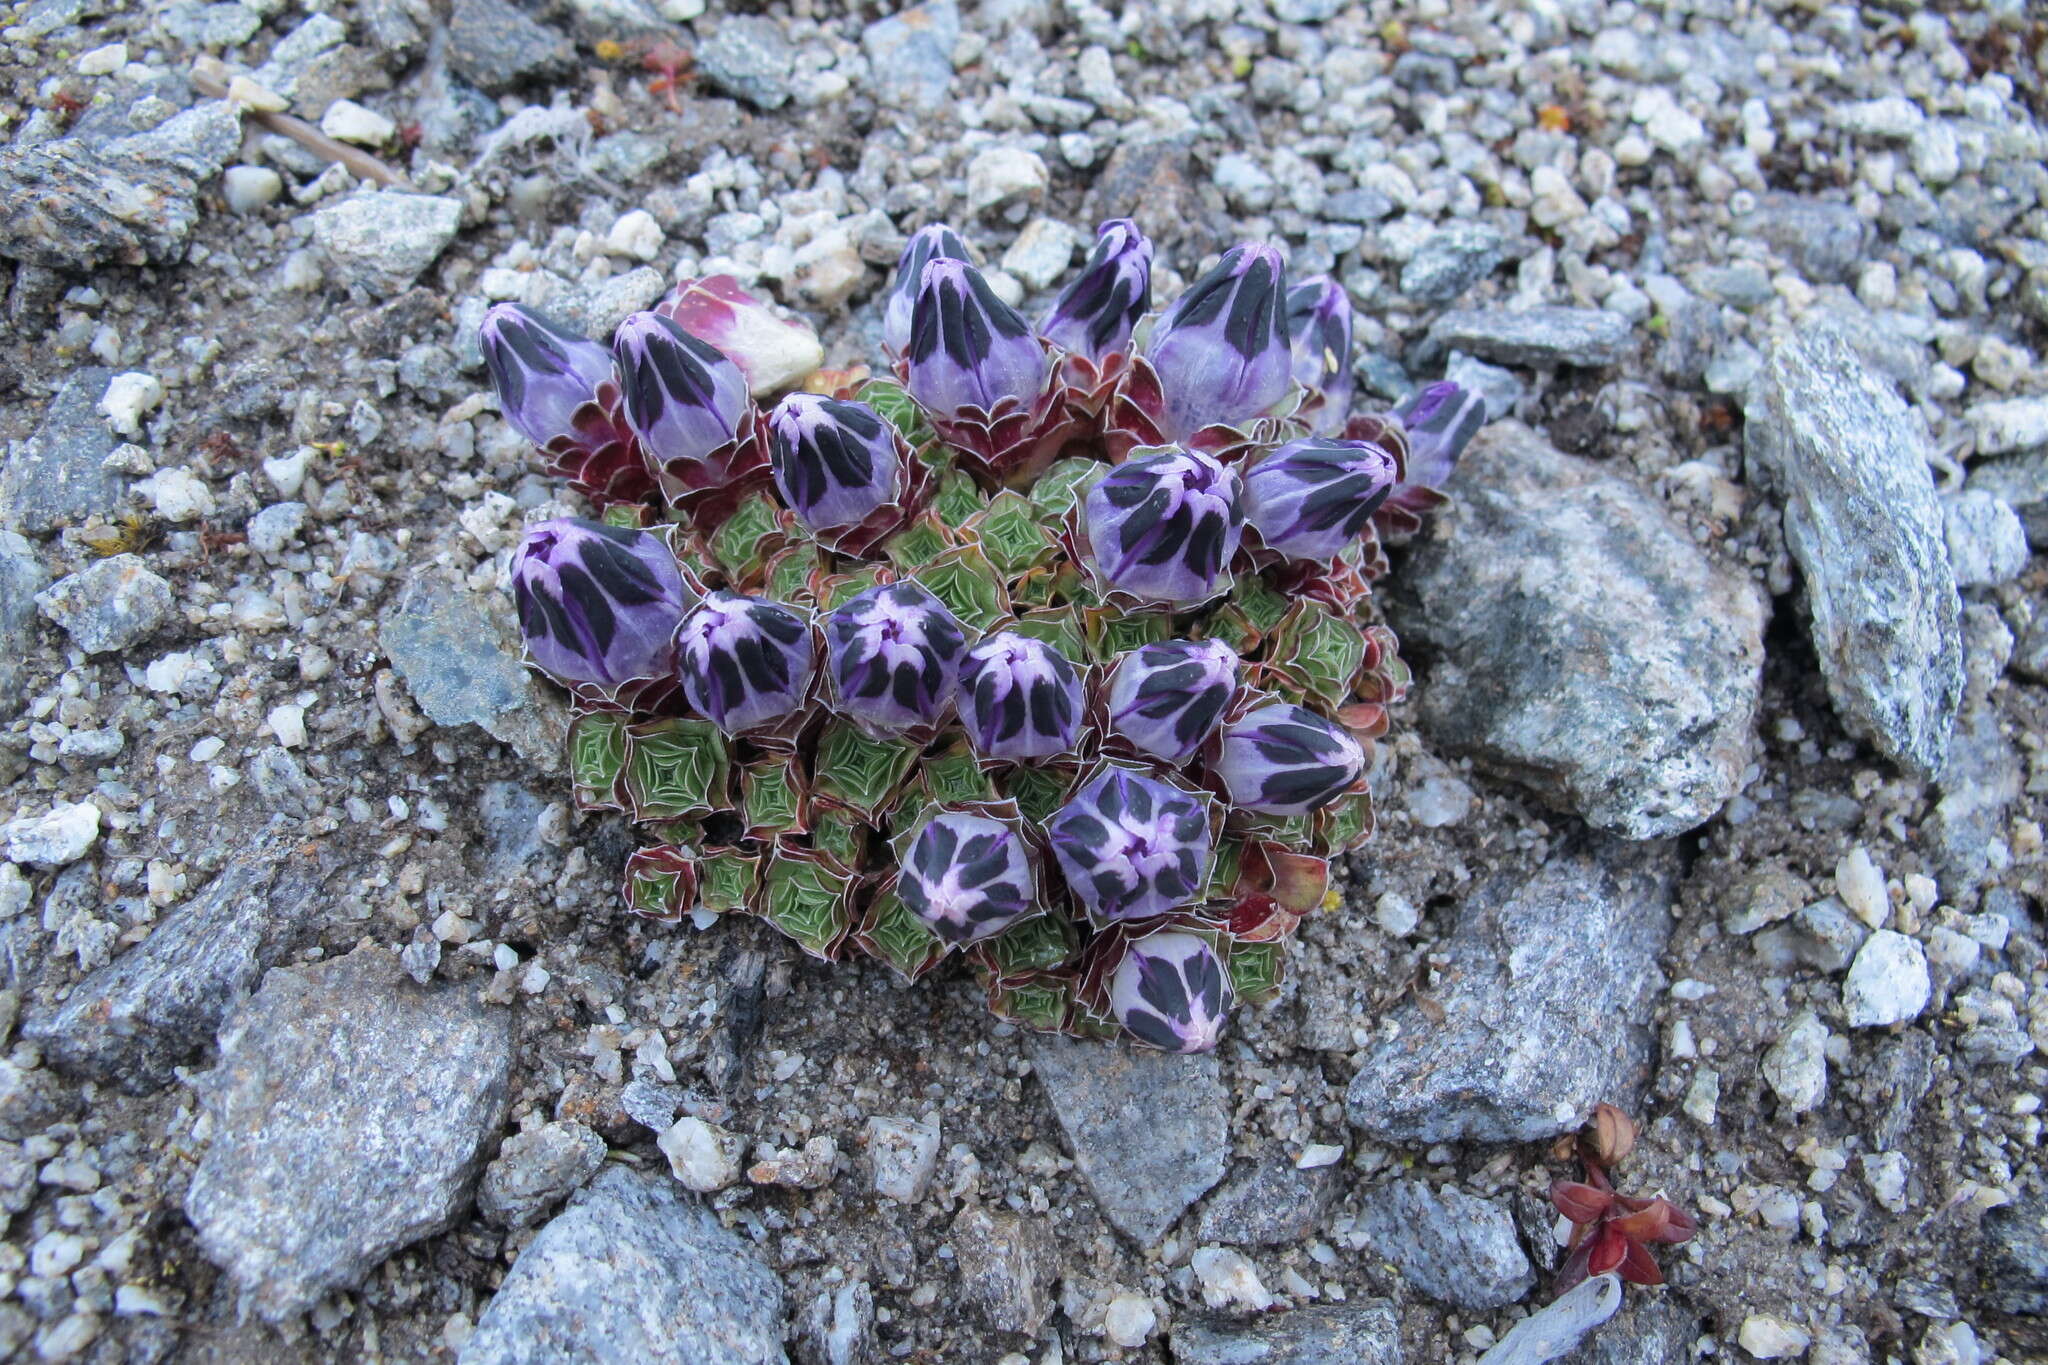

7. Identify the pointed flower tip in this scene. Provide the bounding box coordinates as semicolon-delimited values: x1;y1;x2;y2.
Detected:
1083;447;1244;605
957;631;1084;762
1106;638;1238;764
1147;242;1292;438
664;275;824;398
1243;437;1399;562
1216;702;1365;815
883;223;972;354
479;302;613;449
1110;929;1232;1053
905;257;1048;419
1047;769;1211;924
676;589;815;734
612;310;752;467
823;580;969;733
900;811;1037;946
511;517;686;689
1041;217;1153;361
768;393;902;533
1393;380;1488;490
1286;275;1354;433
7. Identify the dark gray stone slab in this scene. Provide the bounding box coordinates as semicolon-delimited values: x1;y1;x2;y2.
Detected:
1171;1301;1402;1365
1;368;119;535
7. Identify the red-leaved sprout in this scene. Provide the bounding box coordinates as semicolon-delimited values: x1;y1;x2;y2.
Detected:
1548;1104;1698;1293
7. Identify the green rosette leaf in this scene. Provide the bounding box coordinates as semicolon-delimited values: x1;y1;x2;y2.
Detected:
1029;457;1106;521
933;468;989;526
1227;939;1286;1005
566;711;630;812
921;744;997;806
914;544;1009;634
623;717;731;821
1001;763;1072;827
972;489;1056;578
856;887;948;982
1232;572;1290;636
742;757;807;840
705;490;787;584
759;848;853;959
857;377;941;456
1269;600;1369;707
885;516;954;573
696;848;760;914
1005;608;1087;663
808;807;870;869
810;721;919;819
986;972;1072;1032
978;913;1075;977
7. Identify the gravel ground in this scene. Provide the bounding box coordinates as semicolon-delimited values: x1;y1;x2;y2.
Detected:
0;0;2045;1362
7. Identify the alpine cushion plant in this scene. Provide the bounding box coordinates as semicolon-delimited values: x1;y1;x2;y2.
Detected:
482;223;1491;1052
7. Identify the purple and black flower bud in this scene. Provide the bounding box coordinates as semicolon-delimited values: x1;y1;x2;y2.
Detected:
675;590;815;734
884;224;972;355
905;259;1049;419
823;581;970;733
1040;218;1152;361
612;310;751;467
899;812;1038;946
1106;638;1239;764
480;303;614;450
1083;447;1244;605
1391;381;1487;491
1110;929;1232;1053
957;631;1084;762
511;517;687;689
1286;275;1354;435
1145;243;1291;439
1241;438;1400;562
1214;703;1365;815
1047;769;1211;924
767;393;902;534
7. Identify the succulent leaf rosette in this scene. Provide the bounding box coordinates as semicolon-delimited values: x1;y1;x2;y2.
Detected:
483;222;1489;1052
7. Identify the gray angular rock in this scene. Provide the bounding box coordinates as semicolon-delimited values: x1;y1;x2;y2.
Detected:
447;0;575;91
1965;450;2048;547
797;1280;876;1365
860;1;958;112
3;368;122;536
1926;699;2022;895
1981;1192;2048;1315
186;946;513;1321
1026;1033;1227;1242
950;1204;1053;1336
162;0;262;47
1352;1179;1533;1310
477;1122;607;1228
1558;1295;1699;1365
23;823;345;1093
0;533;47;708
1942;490;2029;586
1346;835;1677;1144
1194;1150;1338;1247
1171;1300;1401;1365
698;16;794;111
1081;137;1225;252
459;1166;786;1364
1425;308;1633;367
1401;223;1507;305
35;554;173;655
1745;326;1963;777
312;191;465;298
1737;193;1867;282
1390;422;1765;838
379;573;564;771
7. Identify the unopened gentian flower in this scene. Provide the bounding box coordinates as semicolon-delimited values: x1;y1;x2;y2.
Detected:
613;310;751;466
1105;638;1238;764
511;518;687;689
823;581;970;733
479;303;614;449
1392;380;1487;492
1048;770;1211;923
1083;447;1243;605
899;812;1038;946
906;259;1049;419
957;631;1084;762
1550;1163;1698;1291
1241;438;1400;561
1041;218;1152;361
658;275;824;398
1215;703;1364;815
1286;275;1354;435
675;591;815;734
767;394;902;533
884;224;972;355
1109;929;1232;1053
1145;243;1291;439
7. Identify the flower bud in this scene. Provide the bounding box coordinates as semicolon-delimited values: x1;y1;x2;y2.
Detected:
1110;929;1232;1053
957;631;1084;762
905;258;1049;419
1241;438;1399;562
1048;769;1211;924
823;581;970;733
612;310;751;467
660;275;824;398
885;225;973;355
1392;381;1487;491
900;812;1038;946
1040;218;1152;360
1214;703;1365;815
1083;447;1244;605
1145;243;1291;439
767;393;902;534
511;517;687;689
675;590;816;734
1286;275;1353;434
1106;638;1238;764
479;303;614;449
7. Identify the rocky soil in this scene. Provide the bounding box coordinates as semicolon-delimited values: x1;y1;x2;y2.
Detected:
0;0;2044;1361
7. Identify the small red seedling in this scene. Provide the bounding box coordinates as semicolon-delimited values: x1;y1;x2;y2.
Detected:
1549;1104;1698;1291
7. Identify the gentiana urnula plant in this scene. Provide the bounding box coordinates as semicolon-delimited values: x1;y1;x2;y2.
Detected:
480;215;1488;1053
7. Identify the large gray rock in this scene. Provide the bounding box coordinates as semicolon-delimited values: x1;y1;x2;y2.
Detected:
459;1167;786;1364
950;1205;1054;1336
1980;1192;2048;1316
380;572;565;771
185;946;513;1321
1745;326;1963;777
698;16;794;110
1027;1033;1227;1243
477;1121;607;1229
1;368;120;536
312;191;465;297
860;1;958;112
1171;1301;1402;1365
447;0;574;91
1352;1179;1533;1310
23;823;345;1093
35;554;172;655
1194;1150;1338;1247
1558;1294;1700;1365
1346;835;1677;1144
1965;449;2048;547
1925;699;2022;896
1391;422;1765;839
1425;308;1633;367
0;533;47;710
1736;193;1867;282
